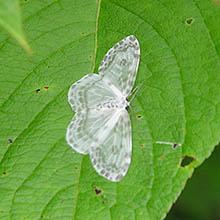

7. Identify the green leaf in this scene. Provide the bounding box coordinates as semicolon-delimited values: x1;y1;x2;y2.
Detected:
0;0;31;54
0;0;220;219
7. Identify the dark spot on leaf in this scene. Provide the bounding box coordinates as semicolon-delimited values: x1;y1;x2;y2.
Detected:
136;114;143;119
94;186;102;195
102;201;104;204
180;155;195;167
74;167;78;170
44;86;49;90
8;139;13;144
40;215;44;219
2;171;6;175
185;18;194;25
0;210;4;213
36;89;40;93
173;143;178;149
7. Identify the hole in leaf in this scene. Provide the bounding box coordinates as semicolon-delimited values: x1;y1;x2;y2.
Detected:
36;89;41;93
8;139;13;144
136;114;143;119
94;186;102;195
185;18;194;25
180;155;195;167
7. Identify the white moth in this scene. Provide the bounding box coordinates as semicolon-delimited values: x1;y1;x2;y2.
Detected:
66;35;140;182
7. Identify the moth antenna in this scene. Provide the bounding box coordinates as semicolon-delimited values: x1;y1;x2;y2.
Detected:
129;83;143;104
127;102;136;123
127;83;143;123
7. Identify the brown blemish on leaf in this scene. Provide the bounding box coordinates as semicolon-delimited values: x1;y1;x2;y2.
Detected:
159;155;165;160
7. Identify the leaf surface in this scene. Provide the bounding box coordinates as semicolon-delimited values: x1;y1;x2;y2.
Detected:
0;0;220;219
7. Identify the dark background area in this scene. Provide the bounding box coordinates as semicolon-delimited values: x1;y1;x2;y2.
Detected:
166;145;220;220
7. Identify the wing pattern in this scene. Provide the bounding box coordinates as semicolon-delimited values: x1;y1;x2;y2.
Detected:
68;74;118;112
66;108;120;155
89;110;132;182
66;35;140;181
99;35;140;97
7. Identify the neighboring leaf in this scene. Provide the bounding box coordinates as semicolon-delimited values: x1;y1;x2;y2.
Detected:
0;0;220;220
0;0;31;54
